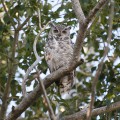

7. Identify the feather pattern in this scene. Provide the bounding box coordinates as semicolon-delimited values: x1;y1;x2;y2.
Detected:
45;23;74;94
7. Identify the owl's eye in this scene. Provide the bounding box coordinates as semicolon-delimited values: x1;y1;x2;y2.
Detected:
53;29;59;33
62;30;67;34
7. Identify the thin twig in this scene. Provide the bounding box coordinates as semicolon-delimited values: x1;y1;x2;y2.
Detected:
37;70;57;120
85;0;108;26
38;8;42;30
22;29;48;95
87;1;108;31
1;0;16;30
17;16;31;31
22;22;49;97
86;1;114;120
79;70;93;77
33;21;50;59
33;7;50;59
22;58;41;97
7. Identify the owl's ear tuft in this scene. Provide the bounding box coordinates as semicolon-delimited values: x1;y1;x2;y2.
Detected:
49;22;56;28
64;26;71;31
67;26;71;30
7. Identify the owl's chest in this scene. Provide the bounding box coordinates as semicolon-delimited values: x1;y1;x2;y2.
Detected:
47;40;73;62
45;39;73;71
47;39;68;53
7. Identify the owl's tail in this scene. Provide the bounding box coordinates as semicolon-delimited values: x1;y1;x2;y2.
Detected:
57;72;74;94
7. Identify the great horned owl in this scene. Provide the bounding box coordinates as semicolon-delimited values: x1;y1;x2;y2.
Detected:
45;22;74;94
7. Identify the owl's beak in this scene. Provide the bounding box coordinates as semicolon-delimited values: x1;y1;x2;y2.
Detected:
58;33;61;37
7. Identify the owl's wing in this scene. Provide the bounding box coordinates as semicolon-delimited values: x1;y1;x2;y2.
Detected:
44;37;59;72
44;41;52;72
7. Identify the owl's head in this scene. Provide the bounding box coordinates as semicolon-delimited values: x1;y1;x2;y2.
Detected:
49;22;71;41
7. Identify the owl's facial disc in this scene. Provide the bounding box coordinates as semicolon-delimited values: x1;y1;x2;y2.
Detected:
61;27;71;35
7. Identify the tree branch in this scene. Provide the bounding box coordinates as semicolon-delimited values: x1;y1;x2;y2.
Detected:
71;0;86;60
61;101;120;120
71;0;85;24
87;1;114;119
37;70;57;120
16;16;30;31
38;8;42;30
72;0;109;61
22;58;42;97
85;0;108;26
0;30;19;120
1;0;16;30
6;60;83;120
22;15;49;97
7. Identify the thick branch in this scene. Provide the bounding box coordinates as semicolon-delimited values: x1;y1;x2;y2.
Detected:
71;0;85;24
73;24;86;61
71;0;86;60
6;60;83;120
72;0;108;61
61;101;120;120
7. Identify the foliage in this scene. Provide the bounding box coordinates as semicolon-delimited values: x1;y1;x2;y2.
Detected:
0;0;120;119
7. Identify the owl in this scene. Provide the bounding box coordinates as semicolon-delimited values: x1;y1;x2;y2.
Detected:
45;22;74;94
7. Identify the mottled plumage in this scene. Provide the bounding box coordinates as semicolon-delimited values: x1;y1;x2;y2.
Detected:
45;22;74;94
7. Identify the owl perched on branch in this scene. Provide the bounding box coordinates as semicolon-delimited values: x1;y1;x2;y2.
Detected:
45;22;74;94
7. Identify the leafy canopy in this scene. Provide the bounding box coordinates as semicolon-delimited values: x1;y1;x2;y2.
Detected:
0;0;120;119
